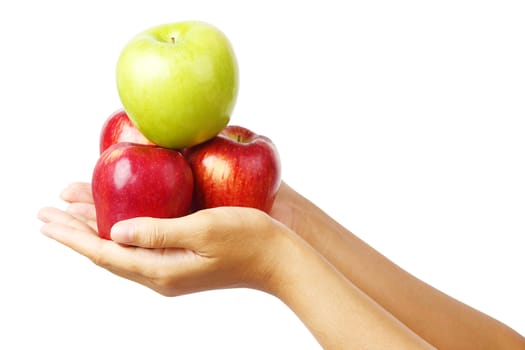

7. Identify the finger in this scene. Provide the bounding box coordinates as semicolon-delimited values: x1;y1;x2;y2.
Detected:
60;182;93;204
110;209;230;249
66;202;97;230
39;219;140;273
67;202;96;221
38;207;94;233
42;220;206;296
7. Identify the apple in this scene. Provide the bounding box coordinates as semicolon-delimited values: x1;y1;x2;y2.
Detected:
116;21;239;149
92;142;194;240
184;125;281;213
99;109;154;154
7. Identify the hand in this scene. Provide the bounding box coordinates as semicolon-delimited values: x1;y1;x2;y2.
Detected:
52;182;302;239
38;183;291;296
37;183;440;349
56;181;312;243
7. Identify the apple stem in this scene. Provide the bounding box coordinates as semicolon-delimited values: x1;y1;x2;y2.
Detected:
170;36;176;44
237;135;242;142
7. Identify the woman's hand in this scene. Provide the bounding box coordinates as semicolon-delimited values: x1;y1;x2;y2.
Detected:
38;182;436;349
38;183;291;296
59;181;306;235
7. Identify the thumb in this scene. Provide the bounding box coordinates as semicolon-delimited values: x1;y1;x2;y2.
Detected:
110;217;191;248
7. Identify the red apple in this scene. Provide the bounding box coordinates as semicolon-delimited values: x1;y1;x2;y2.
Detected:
184;125;281;213
99;109;154;154
92;142;193;239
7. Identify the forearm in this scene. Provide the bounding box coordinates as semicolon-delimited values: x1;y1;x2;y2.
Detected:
268;231;434;349
275;184;525;349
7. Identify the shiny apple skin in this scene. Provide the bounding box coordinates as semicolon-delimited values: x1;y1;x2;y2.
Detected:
92;142;193;239
185;125;281;213
99;109;154;154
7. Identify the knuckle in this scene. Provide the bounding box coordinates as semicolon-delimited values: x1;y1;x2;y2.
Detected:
149;221;165;247
137;219;168;247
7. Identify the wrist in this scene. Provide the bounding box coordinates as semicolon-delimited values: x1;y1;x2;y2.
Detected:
257;225;315;298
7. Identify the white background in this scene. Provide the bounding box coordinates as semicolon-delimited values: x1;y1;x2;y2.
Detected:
1;1;524;348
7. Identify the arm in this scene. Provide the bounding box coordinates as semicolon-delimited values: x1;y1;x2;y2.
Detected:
271;182;525;349
267;230;433;349
38;183;433;349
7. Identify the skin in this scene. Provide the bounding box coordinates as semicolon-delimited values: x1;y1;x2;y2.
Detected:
272;183;525;349
38;182;525;349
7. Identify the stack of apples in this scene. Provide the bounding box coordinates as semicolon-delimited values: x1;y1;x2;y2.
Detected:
92;21;281;240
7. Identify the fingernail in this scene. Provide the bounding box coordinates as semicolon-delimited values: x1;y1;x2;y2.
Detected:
111;222;133;243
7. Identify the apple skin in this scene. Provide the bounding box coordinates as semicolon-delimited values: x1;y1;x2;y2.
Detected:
116;21;239;149
99;109;154;154
92;142;194;240
184;125;281;213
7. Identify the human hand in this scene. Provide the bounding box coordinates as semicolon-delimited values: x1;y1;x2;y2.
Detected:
59;181;302;230
56;181;310;241
38;183;292;296
38;183;440;349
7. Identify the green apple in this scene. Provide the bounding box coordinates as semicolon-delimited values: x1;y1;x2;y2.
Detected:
116;21;239;149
